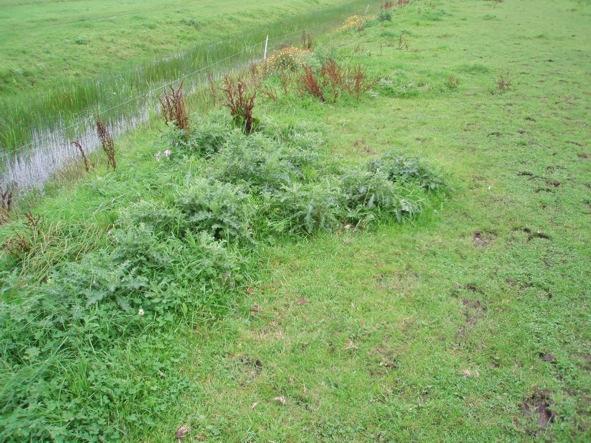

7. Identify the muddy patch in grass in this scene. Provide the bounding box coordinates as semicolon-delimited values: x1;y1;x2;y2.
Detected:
456;298;486;341
462;299;486;325
352;138;375;155
368;346;399;376
511;227;551;242
451;282;484;298
473;230;496;247
229;354;264;385
539;352;557;363
374;269;418;294
579;354;591;372
521;389;556;429
505;276;553;299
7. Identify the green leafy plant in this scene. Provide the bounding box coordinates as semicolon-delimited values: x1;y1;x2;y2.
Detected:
176;178;254;242
378;8;393;22
267;179;344;235
341;168;407;225
368;151;445;192
119;200;186;237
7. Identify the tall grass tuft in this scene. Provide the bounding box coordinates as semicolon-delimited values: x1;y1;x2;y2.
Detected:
159;83;189;136
222;77;257;134
496;74;512;92
95;120;116;170
301;31;314;50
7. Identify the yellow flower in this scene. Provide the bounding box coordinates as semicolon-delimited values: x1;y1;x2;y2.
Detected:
339;15;367;32
264;47;311;73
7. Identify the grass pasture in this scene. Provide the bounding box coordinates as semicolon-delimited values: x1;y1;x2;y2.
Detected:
1;0;591;441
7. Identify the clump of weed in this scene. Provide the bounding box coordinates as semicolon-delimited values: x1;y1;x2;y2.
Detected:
399;32;409;50
262;85;279;102
320;59;345;99
496;74;512;93
95;119;116;169
265;47;311;73
160;83;190;136
176;178;254;242
211;125;324;193
161;110;235;156
268;179;344;235
300;60;371;102
351;66;370;99
341;169;418;226
222;77;258;134
190;112;235;156
301;66;325;101
119;200;186;238
74;36;89;45
302;31;314;50
2;231;31;261
378;8;393;22
339;15;367;32
180;17;200;29
377;71;424;98
368;151;445;192
2;212;41;263
446;74;460;90
207;72;219;105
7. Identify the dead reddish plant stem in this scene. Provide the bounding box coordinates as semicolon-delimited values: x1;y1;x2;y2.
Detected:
72;140;91;172
301;66;325;102
222;77;257;134
95;119;116;170
160;82;189;135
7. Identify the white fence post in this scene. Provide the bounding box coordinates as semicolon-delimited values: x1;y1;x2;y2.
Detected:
263;34;269;60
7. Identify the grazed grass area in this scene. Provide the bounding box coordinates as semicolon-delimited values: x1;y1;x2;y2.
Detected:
151;0;590;439
1;0;590;441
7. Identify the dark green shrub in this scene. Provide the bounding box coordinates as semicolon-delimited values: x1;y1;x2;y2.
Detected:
190;111;236;156
176;178;254;242
111;224;177;277
368;151;445;192
267;179;344;235
377;8;393;22
341;168;406;225
212;133;299;191
162;111;235;156
119;200;186;237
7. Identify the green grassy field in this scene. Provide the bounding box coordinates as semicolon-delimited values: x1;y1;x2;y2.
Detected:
1;0;590;441
0;0;376;151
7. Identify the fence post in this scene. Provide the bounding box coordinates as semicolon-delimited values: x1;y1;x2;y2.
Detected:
263;34;269;60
